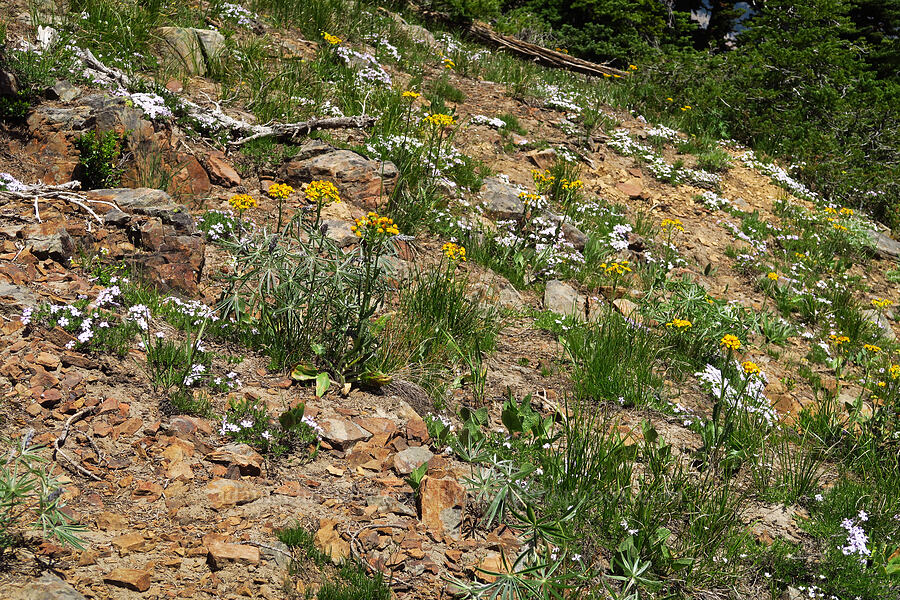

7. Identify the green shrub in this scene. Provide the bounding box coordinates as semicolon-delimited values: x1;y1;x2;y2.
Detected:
1;438;85;556
74;130;125;189
560;308;663;407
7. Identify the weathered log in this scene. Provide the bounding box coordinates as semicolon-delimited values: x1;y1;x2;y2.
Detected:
464;22;627;78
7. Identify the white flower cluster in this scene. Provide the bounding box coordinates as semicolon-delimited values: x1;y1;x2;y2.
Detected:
163;296;218;325
540;84;583;114
334;46;392;87
698;190;730;211
740;150;819;201
695;362;777;425
470;114;506;129
646;124;680;142
219;3;257;26
366;34;401;62
127;304;151;331
840;511;870;562
366;133;464;181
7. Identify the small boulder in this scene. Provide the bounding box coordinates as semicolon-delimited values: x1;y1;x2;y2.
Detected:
156;27;224;76
393;446;434;475
480;177;525;221
10;573;86;600
103;568;152;592
206;542;260;570
206;443;264;476
319;418;372;450
543;279;585;317
419;476;466;536
203;478;263;510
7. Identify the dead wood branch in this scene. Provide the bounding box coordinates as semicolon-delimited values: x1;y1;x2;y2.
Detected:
464;22;627;78
53;406;102;481
80;48;375;146
0;181;116;224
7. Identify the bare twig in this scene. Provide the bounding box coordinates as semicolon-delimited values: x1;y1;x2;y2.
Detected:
0;181;116;225
53;406;102;481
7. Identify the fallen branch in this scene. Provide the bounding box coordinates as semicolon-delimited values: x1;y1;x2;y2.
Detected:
228;116;377;146
53;406;102;481
80;48;375;146
465;22;627;78
0;180;116;224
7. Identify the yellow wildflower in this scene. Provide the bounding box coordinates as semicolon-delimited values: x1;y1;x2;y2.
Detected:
665;318;692;329
720;334;741;351
422;113;455;128
561;178;583;191
402;90;420;100
666;97;673;102
351;212;399;238
863;344;881;353
305;180;341;205
267;183;294;200
442;57;455;69
518;192;542;206
890;364;900;380
871;298;894;309
661;218;684;232
832;223;848;231
228;193;257;211
322;32;341;45
742;361;761;376
829;334;850;346
767;272;779;281
442;242;466;262
628;64;638;71
600;261;631;276
839;207;854;216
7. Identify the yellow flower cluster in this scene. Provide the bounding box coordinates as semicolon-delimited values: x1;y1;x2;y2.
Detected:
561;178;583;191
829;334;850;346
600;261;631;275
742;361;761;376
228;194;257;211
442;242;466;262
305;180;341;205
442;58;455;69
863;344;882;353
531;169;555;188
767;272;779;281
628;64;638;71
518;192;541;206
890;364;900;380
661;218;684;232
352;212;399;237
422;113;455;128
839;207;854;216
665;318;692;329
720;334;741;351
322;32;341;45
402;90;420;100
680;105;692;112
832;222;848;232
267;183;294;200
871;298;894;309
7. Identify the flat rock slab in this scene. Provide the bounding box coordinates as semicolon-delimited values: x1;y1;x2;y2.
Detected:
103;568;152;592
11;573;86;600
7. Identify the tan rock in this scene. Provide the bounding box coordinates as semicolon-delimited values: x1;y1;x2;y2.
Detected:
104;568;152;592
112;532;147;553
95;512;128;531
314;519;350;564
206;542;260;570
206;151;241;187
206;443;264;476
319;418;372;450
203;478;263;510
419;477;466;535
